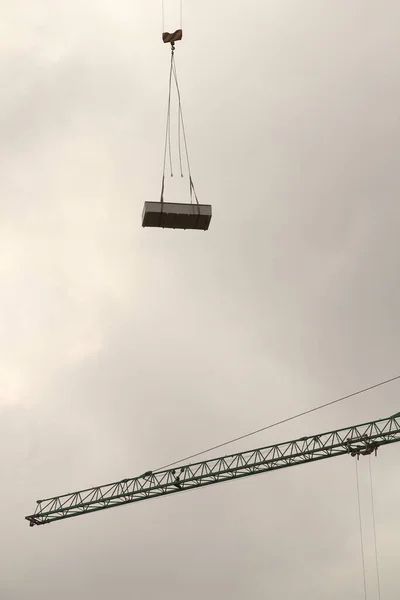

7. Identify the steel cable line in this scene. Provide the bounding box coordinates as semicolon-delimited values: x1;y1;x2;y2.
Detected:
369;456;382;600
355;458;368;600
153;373;400;472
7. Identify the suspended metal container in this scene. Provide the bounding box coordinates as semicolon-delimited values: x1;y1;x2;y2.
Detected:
142;201;212;231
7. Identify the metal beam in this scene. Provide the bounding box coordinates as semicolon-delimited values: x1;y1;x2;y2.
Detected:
25;412;400;527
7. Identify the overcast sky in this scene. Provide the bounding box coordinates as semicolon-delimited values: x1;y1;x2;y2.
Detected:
1;1;400;598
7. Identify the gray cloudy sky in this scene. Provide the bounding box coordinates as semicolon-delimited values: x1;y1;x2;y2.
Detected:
1;0;400;598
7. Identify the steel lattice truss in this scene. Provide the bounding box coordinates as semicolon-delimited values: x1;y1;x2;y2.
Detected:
26;412;400;527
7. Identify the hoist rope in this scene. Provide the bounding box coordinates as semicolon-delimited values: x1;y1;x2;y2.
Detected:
162;1;183;38
368;456;382;600
355;458;368;600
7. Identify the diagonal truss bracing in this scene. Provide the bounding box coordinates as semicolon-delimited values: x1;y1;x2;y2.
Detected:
26;412;400;527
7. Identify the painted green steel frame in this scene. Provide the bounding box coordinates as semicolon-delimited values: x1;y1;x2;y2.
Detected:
25;413;400;527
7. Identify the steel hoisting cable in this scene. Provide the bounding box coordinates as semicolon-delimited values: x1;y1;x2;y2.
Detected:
162;0;183;31
368;456;382;600
355;458;368;600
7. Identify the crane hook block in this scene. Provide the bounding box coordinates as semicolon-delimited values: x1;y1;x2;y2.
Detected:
142;201;212;231
162;29;183;44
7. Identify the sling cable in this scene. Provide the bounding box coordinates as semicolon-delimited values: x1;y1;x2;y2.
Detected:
142;0;212;231
354;449;383;600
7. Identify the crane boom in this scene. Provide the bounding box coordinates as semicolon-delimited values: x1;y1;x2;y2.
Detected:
26;412;400;527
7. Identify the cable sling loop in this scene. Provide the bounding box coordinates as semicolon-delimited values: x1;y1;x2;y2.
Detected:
161;43;175;195
160;41;200;208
